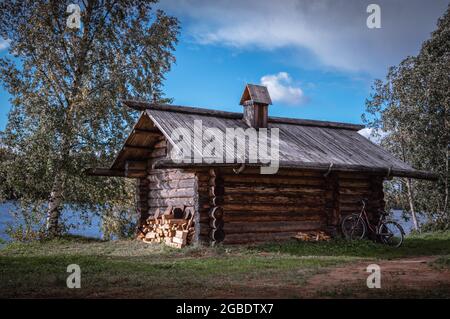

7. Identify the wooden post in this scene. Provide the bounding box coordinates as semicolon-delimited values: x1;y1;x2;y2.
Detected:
369;176;385;224
137;177;150;228
325;172;340;237
208;169;225;244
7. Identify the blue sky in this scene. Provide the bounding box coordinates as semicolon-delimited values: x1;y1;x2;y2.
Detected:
1;0;449;132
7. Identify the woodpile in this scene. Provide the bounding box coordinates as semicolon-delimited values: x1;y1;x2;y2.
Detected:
137;205;195;248
293;231;331;242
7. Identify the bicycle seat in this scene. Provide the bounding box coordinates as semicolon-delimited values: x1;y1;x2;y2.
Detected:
379;210;389;216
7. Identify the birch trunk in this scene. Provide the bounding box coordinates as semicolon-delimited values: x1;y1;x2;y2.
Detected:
46;172;64;237
443;145;448;214
406;178;419;232
45;134;71;237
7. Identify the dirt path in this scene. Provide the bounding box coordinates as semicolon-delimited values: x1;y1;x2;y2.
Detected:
302;256;450;298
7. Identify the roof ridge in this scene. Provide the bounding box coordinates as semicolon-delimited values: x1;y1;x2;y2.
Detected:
122;100;365;131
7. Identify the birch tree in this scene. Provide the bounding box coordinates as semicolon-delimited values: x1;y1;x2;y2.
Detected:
363;5;450;230
0;0;179;237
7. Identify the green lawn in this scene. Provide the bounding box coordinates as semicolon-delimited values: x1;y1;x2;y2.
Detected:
255;230;450;259
0;231;449;298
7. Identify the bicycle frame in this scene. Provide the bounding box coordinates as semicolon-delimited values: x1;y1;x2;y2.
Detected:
344;199;404;247
354;200;384;235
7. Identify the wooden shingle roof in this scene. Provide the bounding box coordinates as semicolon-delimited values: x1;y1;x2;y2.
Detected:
88;101;437;180
239;84;272;105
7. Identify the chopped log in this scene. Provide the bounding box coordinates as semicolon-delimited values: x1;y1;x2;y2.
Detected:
209;185;224;197
222;174;325;186
293;231;331;242
149;198;195;208
147;170;195;182
222;232;297;245
153;139;167;149
138;204;196;248
223;185;325;196
163;205;173;216
199;211;323;223
125;160;148;171
149;188;195;199
148;179;195;190
223;220;324;234
149;148;167;158
175;230;188;240
172;237;186;245
221;204;325;213
172;206;185;218
208;206;224;219
209;218;224;229
209;228;225;242
221;194;326;205
183;207;194;219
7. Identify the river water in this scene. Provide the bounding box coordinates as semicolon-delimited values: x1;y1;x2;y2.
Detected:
0;202;102;241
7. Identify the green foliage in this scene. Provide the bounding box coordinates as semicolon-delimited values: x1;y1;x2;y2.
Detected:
363;6;450;230
5;202;47;241
0;1;179;237
100;178;138;240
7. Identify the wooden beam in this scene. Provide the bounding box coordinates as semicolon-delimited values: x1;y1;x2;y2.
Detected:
125;160;147;171
84;168;146;178
85;168;125;177
152;159;438;181
132;129;161;138
123;145;152;151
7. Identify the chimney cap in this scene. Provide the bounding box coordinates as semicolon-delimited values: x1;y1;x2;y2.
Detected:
239;84;272;106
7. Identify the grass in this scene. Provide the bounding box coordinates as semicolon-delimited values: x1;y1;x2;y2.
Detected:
0;231;449;298
432;255;450;269
253;230;450;259
318;284;450;299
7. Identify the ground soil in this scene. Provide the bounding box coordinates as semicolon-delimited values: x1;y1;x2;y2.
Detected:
301;256;450;298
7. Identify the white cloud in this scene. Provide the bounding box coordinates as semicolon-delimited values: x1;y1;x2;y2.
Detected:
161;0;449;75
0;38;11;51
358;127;388;144
260;72;305;105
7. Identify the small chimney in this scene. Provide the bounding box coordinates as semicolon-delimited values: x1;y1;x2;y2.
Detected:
239;84;272;128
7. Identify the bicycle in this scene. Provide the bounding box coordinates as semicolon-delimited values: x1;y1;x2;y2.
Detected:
341;199;405;248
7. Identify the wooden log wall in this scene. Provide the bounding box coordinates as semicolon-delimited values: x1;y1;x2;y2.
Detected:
336;172;385;225
197;167;385;245
206;169;225;244
197;169;215;242
137;135;385;245
196;168;326;244
137;177;149;227
142;136;200;242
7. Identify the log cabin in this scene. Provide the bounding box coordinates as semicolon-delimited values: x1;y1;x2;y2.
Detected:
88;84;436;245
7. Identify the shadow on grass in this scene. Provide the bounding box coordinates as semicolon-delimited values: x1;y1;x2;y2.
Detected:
45;234;106;243
0;231;448;298
251;231;450;259
0;251;343;298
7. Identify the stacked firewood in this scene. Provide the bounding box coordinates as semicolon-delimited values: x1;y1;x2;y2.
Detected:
137;206;195;248
293;231;331;242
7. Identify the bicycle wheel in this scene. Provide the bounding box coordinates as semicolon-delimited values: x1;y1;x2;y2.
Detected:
379;221;404;248
341;214;366;240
